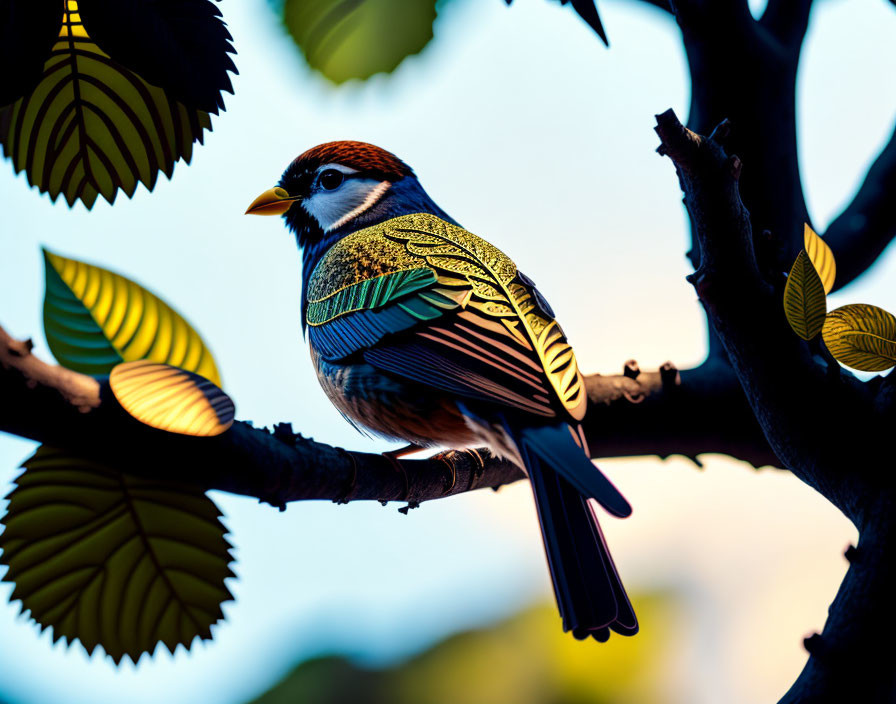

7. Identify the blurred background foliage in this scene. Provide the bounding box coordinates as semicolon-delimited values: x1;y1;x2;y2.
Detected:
276;0;603;84
250;593;682;704
282;0;443;84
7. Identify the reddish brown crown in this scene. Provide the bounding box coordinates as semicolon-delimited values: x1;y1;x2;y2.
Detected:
289;141;413;181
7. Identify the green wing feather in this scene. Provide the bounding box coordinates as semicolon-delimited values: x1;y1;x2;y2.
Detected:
307;267;437;325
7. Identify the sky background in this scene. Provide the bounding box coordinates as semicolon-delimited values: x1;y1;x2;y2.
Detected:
1;0;895;702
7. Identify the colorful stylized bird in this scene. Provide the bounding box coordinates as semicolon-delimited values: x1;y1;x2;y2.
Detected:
246;142;637;641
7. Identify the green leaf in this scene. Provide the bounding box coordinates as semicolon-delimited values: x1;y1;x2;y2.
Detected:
282;0;439;84
43;249;221;385
0;1;212;209
783;250;826;340
822;304;896;372
110;361;235;437
803;223;836;294
0;446;234;664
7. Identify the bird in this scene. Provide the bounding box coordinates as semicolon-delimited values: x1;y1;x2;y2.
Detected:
246;141;637;641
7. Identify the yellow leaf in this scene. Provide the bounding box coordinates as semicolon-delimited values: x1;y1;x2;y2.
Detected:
111;361;235;437
0;446;234;664
822;304;896;372
783;250;826;340
804;223;836;294
44;249;222;386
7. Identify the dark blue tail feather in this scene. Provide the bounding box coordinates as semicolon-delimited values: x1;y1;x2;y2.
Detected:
522;424;631;518
516;423;638;640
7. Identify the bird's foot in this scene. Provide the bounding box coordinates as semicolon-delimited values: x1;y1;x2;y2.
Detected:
381;444;422;502
432;451;458;496
433;448;485;493
332;447;358;504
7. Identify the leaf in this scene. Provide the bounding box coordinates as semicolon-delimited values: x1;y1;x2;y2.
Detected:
564;0;608;45
282;0;439;84
0;1;212;209
822;304;896;372
43;249;221;385
78;0;237;114
783;250;827;340
505;0;608;45
0;0;63;106
803;223;836;294
0;446;234;664
110;361;235;437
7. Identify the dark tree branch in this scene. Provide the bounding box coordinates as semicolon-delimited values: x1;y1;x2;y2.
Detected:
631;0;674;13
673;0;752;33
760;0;814;47
672;0;896;296
670;0;809;364
679;7;807;257
0;326;521;508
0;324;780;512
656;108;896;704
824;122;896;291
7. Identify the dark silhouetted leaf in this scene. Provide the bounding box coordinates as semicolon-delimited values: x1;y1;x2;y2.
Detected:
783;250;826;340
0;2;212;209
43;249;222;385
111;361;235;436
0;0;63;106
282;0;439;83
0;446;234;664
505;0;607;45
566;0;607;45
803;223;836;294
822;304;896;372
78;0;237;115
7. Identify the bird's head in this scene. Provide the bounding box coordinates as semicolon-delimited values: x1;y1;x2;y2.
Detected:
246;141;419;249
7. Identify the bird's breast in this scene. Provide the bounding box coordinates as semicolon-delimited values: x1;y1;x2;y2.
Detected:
310;348;480;449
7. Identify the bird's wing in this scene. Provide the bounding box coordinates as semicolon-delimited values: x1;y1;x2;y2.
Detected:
306;213;587;421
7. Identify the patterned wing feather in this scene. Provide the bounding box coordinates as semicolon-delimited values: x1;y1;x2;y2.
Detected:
306;214;587;421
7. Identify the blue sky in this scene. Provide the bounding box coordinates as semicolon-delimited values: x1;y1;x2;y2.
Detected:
1;1;894;703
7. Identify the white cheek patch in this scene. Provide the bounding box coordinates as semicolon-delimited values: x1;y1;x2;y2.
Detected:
303;179;392;232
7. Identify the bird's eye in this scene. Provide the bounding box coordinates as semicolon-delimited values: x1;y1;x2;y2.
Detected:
319;169;344;191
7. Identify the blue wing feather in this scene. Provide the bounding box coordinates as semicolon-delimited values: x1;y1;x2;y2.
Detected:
309;297;452;361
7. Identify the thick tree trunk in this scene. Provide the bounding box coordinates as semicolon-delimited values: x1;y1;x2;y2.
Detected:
655;107;896;704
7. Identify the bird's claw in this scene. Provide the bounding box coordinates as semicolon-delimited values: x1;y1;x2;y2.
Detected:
333;447;357;504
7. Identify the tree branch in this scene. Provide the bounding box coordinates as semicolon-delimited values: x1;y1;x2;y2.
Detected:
655;108;896;704
823;122;896;291
630;0;674;13
760;0;814;48
669;0;811;363
0;325;522;509
0;324;780;512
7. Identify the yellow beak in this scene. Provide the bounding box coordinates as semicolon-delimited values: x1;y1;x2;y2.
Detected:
245;187;300;216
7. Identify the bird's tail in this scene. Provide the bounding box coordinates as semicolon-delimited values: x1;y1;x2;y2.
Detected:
514;423;638;641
